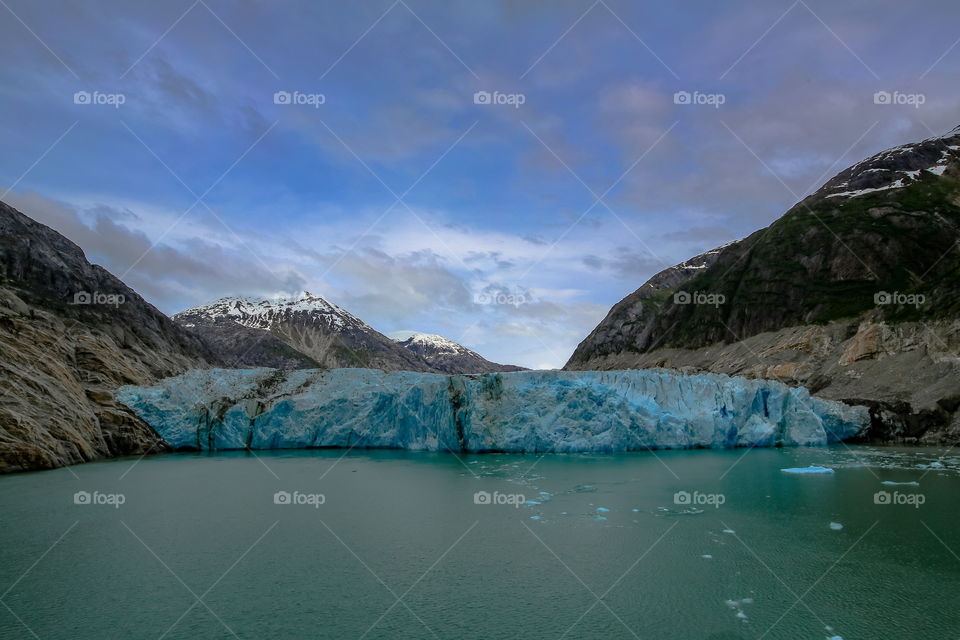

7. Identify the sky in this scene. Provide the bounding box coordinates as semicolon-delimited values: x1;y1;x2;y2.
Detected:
1;0;959;369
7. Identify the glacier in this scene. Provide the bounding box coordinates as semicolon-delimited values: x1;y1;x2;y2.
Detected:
116;368;869;453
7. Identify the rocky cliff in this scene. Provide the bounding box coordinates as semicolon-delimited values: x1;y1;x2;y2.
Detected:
0;201;219;473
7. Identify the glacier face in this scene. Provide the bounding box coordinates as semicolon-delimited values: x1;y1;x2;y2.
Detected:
116;368;869;453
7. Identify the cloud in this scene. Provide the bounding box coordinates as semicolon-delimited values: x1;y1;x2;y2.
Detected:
4;191;307;310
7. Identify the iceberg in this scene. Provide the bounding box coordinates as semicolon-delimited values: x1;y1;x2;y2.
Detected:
116;368;869;453
781;465;835;474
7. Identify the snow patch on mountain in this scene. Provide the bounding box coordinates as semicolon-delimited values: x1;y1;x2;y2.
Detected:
821;126;958;199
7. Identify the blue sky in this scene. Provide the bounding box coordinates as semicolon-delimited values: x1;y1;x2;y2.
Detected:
2;0;959;368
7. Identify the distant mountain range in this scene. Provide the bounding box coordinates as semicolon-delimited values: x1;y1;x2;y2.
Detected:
172;294;523;374
567;125;960;444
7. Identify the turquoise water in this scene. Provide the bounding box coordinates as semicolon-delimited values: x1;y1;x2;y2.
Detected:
1;446;958;639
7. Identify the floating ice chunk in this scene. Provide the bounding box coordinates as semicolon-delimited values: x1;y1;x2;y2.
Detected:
631;508;640;512
881;481;919;486
830;522;843;530
530;515;541;521
722;529;736;534
702;554;713;559
781;465;834;474
525;501;541;506
930;461;945;468
595;516;607;521
725;598;753;621
596;507;610;512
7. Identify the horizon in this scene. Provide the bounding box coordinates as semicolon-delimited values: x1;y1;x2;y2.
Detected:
3;0;960;368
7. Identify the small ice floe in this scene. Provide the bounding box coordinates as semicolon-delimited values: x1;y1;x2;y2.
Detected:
781;465;834;474
525;500;541;506
881;481;919;486
829;522;843;531
656;506;705;517
702;554;713;559
596;507;610;513
631;508;640;512
724;598;753;621
595;516;608;521
530;515;541;521
722;529;736;534
929;461;945;468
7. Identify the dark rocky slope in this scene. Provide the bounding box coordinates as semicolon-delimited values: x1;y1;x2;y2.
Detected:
0;201;220;473
566;127;960;443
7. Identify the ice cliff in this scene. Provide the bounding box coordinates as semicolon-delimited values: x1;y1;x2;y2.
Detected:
116;368;869;452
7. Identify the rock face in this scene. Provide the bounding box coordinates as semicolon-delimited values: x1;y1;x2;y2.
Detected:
174;295;523;374
117;368;869;452
566;126;960;443
393;332;525;374
0;200;220;473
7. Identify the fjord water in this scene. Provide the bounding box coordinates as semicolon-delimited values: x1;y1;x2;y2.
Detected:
1;447;957;639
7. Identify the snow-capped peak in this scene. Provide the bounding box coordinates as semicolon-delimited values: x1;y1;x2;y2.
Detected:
391;331;475;355
174;291;369;332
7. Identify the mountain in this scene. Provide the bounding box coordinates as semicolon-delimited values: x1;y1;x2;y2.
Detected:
392;332;525;373
566;126;960;443
173;293;436;372
0;200;220;473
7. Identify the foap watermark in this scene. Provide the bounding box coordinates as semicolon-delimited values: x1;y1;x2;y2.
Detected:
473;90;526;108
71;291;126;307
874;291;925;309
73;90;126;108
274;490;325;508
674;490;726;509
874;490;925;509
674;90;725;108
873;91;925;108
473;490;526;508
673;290;725;308
74;490;125;508
474;287;528;308
274;91;326;108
